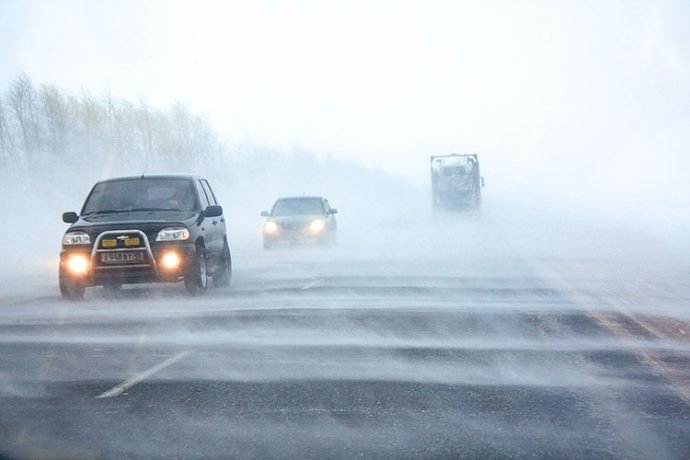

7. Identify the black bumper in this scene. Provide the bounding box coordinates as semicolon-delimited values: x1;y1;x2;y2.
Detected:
59;242;196;286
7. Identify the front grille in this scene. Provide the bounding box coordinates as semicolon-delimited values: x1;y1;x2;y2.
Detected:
281;222;308;232
98;232;146;249
93;230;155;270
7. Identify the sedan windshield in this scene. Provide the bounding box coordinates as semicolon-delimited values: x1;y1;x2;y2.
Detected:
82;178;197;214
271;198;324;216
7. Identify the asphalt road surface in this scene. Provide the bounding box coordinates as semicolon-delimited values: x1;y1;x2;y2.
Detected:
1;219;689;459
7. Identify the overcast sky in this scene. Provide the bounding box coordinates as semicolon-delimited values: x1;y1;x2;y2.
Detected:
1;0;689;212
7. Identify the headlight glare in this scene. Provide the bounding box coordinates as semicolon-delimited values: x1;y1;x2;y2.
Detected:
309;219;326;233
160;251;181;270
66;254;90;275
62;232;91;245
156;227;190;241
264;220;278;234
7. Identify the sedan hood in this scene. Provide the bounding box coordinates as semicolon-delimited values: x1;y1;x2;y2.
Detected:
271;214;324;224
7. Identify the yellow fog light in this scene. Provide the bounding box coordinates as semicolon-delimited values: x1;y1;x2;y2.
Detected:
160;252;181;270
66;254;90;275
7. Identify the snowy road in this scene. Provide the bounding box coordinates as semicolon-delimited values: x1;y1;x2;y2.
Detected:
1;220;689;458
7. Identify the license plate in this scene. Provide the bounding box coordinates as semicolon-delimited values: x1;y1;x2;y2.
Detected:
100;252;145;264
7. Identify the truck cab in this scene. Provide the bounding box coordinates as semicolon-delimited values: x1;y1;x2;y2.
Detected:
430;154;484;212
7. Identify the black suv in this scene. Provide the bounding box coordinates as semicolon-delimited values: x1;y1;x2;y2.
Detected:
59;175;231;299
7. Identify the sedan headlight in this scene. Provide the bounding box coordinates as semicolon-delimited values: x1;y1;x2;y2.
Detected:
62;231;91;245
264;220;279;234
156;227;190;241
309;219;326;233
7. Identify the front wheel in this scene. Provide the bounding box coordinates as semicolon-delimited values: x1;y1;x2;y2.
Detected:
59;267;85;300
185;248;208;294
213;242;232;287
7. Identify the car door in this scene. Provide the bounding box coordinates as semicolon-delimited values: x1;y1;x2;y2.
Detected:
323;198;337;232
194;179;218;256
198;179;224;258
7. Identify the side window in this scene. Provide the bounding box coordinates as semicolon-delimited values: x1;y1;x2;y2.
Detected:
196;180;210;209
201;180;217;206
323;199;331;212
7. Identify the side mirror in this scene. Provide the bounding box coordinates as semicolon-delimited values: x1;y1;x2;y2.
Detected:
204;205;223;218
481;177;486;188
62;212;78;224
328;209;338;215
260;211;270;217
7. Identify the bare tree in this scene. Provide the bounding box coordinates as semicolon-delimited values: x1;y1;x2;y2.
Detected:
39;84;68;155
1;73;226;172
7;73;40;159
0;99;16;164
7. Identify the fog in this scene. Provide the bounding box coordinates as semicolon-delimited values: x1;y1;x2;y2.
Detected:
3;1;690;204
2;0;689;232
1;140;689;304
0;4;689;457
1;159;689;458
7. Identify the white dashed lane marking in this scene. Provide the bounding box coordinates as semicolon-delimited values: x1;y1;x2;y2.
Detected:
301;279;325;290
96;350;192;399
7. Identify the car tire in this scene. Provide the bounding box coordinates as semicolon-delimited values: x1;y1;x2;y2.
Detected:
213;241;232;287
185;248;208;294
59;267;85;300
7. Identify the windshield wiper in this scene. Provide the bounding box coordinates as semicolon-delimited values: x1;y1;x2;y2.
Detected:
84;207;186;216
130;207;183;212
83;209;126;215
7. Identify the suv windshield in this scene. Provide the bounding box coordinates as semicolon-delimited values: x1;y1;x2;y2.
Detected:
82;178;197;214
271;198;324;216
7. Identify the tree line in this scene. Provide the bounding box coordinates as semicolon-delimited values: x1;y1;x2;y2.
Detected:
0;73;226;174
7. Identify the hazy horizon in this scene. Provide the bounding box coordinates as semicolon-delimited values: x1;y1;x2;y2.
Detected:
1;1;688;213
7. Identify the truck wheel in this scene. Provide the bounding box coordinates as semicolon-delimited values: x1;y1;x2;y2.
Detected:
59;267;85;300
213;242;232;287
185;248;208;293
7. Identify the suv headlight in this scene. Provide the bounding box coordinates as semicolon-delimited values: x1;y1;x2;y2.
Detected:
62;231;91;245
156;227;190;241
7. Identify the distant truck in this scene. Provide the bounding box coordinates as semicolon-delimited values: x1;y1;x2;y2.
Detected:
430;154;484;212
